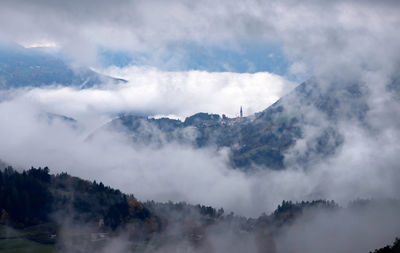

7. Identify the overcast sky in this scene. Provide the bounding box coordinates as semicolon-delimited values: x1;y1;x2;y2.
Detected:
1;0;398;118
2;0;398;75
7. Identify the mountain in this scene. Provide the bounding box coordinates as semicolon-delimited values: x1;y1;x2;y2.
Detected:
104;111;299;170
102;77;370;170
0;43;126;89
0;42;374;170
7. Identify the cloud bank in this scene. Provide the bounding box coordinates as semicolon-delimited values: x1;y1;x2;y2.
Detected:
17;67;295;122
0;0;399;225
1;80;400;218
1;0;398;73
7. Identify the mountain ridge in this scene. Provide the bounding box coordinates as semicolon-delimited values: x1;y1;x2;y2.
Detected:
101;76;373;171
0;43;126;89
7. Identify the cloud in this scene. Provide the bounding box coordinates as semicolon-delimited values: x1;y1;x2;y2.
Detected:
20;67;295;121
1;80;400;218
0;0;399;218
0;93;256;216
289;61;307;76
276;201;400;253
1;65;400;219
0;68;294;217
1;1;400;251
0;0;398;72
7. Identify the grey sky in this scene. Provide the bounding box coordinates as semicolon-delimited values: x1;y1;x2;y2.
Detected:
1;0;399;71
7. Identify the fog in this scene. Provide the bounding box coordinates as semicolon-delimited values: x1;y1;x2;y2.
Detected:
1;1;399;71
275;201;400;253
0;87;297;216
55;199;400;253
1;73;400;218
22;67;295;121
1;0;400;252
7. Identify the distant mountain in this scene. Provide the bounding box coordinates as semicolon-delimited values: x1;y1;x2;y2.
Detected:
250;77;369;168
103;111;299;170
0;42;126;89
103;77;371;171
0;42;375;170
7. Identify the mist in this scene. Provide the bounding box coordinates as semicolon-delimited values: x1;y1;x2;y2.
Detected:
1;0;400;252
14;67;294;121
0;0;398;219
1;74;400;218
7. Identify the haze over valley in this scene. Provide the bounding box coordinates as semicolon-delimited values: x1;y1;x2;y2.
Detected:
0;1;400;252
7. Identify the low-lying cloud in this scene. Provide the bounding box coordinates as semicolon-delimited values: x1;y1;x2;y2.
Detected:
19;67;295;122
0;0;400;252
1;73;400;218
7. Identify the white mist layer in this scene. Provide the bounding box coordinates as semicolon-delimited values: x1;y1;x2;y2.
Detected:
24;67;295;121
1;80;400;217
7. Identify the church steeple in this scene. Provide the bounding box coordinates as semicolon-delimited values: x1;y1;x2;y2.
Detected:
240;106;243;118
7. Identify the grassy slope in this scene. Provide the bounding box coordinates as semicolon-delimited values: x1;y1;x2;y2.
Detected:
0;225;57;253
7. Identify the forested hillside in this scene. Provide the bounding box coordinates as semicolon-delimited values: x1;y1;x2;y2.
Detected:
1;167;398;253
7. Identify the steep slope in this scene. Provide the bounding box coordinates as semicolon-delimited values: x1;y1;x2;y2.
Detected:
102;110;298;170
248;77;369;167
102;77;371;170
